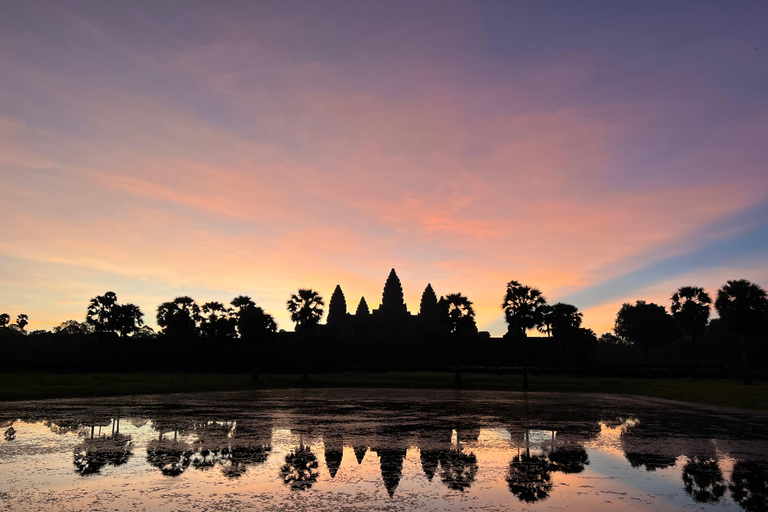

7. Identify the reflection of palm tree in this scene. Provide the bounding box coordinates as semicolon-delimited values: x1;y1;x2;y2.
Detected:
439;448;478;492
73;420;133;476
549;446;589;474
146;433;192;477
190;420;230;470
4;426;15;441
286;289;325;382
221;443;271;479
729;460;768;512
220;420;272;479
506;454;553;503
620;424;678;473
279;443;319;491
682;457;726;503
74;433;133;475
44;419;82;435
624;452;677;472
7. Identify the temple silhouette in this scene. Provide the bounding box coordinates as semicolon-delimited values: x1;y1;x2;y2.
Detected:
322;268;479;368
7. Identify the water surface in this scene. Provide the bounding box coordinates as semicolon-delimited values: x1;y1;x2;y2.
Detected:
1;389;767;511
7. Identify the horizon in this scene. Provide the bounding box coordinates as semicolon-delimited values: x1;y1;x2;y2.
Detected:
2;1;767;336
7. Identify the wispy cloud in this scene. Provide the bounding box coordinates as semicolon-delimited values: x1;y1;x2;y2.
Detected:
1;2;766;333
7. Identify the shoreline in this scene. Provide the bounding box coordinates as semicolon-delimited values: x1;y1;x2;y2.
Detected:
0;371;765;411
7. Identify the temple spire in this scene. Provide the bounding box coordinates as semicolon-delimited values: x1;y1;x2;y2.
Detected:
327;285;347;327
380;268;408;316
355;296;370;316
419;284;438;318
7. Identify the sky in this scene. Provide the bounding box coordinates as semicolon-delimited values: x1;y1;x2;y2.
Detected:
1;1;767;335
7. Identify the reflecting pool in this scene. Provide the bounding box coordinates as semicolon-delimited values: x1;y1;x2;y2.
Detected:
1;389;767;511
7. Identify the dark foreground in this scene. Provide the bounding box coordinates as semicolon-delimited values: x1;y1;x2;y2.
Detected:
0;371;766;411
1;389;767;511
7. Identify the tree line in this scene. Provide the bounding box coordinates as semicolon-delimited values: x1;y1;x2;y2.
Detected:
1;275;766;383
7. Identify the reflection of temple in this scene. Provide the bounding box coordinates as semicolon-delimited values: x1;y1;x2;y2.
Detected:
322;430;344;479
419;427;453;482
7;394;768;512
373;446;407;497
354;444;367;465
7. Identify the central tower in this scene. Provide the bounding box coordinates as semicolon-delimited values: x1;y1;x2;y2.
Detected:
379;268;409;316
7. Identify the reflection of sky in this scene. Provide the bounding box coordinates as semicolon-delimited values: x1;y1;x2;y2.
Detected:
0;421;747;511
1;1;767;334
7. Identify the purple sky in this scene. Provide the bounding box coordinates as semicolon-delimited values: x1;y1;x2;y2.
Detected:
1;1;767;334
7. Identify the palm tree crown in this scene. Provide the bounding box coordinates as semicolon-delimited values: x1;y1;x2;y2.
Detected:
502;281;548;335
286;289;325;330
438;293;476;334
671;286;712;336
715;280;768;334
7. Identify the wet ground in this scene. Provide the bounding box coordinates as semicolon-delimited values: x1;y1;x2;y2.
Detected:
1;389;767;511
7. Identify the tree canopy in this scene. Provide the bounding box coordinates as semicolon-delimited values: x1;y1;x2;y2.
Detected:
502;280;547;336
438;293;476;335
715;279;768;336
86;292;143;337
671;286;712;337
286;289;325;331
614;301;680;358
157;296;200;337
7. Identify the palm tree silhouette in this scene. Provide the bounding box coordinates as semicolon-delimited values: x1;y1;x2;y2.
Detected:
715;279;768;385
231;296;277;382
286;289;325;382
15;313;29;332
200;301;236;340
671;286;711;378
113;304;144;337
502;281;547;390
156;296;201;337
86;292;118;332
438;293;476;386
548;303;582;365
